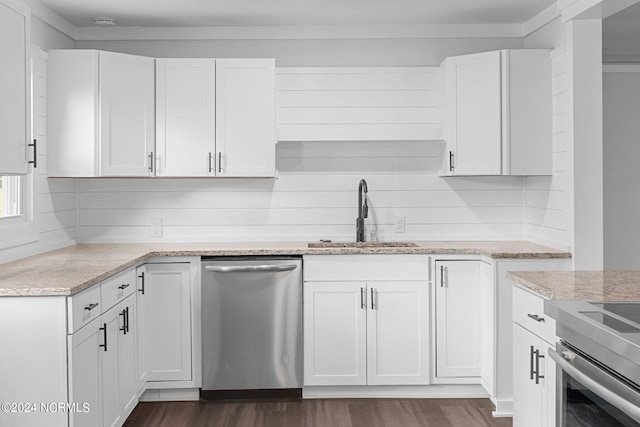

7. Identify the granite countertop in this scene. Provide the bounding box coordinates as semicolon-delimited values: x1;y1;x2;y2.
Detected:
507;270;640;302
0;241;570;297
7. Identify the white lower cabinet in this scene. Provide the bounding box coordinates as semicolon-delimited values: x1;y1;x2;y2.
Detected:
512;286;556;427
304;282;367;386
68;293;137;427
143;263;193;382
68;318;103;427
367;281;429;385
434;260;482;379
303;255;430;387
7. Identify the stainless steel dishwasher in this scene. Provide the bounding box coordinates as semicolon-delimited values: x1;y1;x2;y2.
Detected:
201;256;302;399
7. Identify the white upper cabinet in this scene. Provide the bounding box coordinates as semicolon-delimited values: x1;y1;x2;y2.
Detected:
216;58;276;177
156;59;216;177
441;49;552;176
0;0;30;175
48;50;155;177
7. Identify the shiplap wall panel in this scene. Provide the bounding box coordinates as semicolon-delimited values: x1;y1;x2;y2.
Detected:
78;140;525;243
276;67;441;141
0;49;77;264
524;46;570;249
33;51;77;244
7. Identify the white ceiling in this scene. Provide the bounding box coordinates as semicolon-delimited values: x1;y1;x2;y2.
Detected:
35;0;556;28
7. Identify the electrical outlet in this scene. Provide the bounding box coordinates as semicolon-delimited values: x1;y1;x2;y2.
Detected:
393;216;405;233
150;218;163;238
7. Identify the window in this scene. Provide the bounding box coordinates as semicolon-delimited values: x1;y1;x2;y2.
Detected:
0;175;23;218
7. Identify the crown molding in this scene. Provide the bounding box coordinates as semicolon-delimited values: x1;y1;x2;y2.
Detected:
522;2;560;36
73;23;524;41
21;0;76;39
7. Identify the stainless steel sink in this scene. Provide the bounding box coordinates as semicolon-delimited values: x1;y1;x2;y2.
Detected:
308;241;419;248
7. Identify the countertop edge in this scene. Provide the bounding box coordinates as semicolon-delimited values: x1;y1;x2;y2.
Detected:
0;242;571;297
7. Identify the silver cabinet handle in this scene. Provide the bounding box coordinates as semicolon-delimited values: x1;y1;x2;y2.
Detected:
440;265;445;287
361;287;366;310
549;348;640;423
205;264;297;273
371;288;377;310
118;283;130;290
148;152;154;172
218;152;222;173
527;313;545;322
209;152;213;173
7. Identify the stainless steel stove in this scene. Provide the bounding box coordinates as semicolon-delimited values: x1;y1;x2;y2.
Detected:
545;300;640;426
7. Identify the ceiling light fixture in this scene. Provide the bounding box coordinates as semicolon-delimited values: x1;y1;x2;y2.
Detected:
93;17;116;27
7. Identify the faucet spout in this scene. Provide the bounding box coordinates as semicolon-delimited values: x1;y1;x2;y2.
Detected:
356;179;368;242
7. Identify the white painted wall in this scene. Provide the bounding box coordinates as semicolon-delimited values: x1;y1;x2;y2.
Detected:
523;18;572;251
0;48;77;264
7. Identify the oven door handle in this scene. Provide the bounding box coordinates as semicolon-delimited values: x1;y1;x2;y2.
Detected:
549;347;640;423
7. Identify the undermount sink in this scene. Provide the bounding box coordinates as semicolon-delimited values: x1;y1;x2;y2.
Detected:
307;241;419;248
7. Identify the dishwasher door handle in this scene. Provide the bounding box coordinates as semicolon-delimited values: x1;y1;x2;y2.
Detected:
205;264;298;273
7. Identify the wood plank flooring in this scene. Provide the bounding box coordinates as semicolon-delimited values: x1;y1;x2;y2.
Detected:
123;398;512;427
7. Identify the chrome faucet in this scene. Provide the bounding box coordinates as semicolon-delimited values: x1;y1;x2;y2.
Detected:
356;179;368;242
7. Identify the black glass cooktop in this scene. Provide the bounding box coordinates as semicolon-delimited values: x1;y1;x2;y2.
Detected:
593;302;640;327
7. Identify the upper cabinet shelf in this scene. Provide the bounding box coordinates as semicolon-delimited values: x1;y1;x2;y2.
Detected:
440;50;552;176
47;51;276;178
276;67;441;142
0;0;30;175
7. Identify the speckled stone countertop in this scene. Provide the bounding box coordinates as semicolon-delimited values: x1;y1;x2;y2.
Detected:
507;271;640;302
0;241;569;297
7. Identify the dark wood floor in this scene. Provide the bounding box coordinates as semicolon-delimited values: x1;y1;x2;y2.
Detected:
123;398;513;427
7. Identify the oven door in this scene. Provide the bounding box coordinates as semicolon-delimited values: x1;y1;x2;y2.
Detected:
550;342;640;426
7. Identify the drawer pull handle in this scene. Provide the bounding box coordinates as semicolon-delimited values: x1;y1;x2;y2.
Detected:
118;283;130;290
138;272;145;295
84;302;99;311
527;313;545;322
99;323;107;352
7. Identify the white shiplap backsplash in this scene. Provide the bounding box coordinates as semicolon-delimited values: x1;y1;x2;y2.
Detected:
78;140;526;243
524;46;571;249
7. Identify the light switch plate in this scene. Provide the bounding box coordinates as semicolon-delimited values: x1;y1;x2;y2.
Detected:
150;218;163;238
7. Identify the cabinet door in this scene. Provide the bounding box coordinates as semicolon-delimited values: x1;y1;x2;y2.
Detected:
366;281;429;385
445;50;502;175
435;260;481;378
68;318;103;427
145;263;192;381
118;295;138;420
101;306;122;427
0;0;29;174
303;282;366;386
156;59;216;177
512;323;544;427
135;266;148;390
215;59;275;177
99;51;155;177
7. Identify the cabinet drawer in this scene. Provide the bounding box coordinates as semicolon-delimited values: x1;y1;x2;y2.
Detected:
512;286;556;344
101;268;137;312
67;285;102;333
